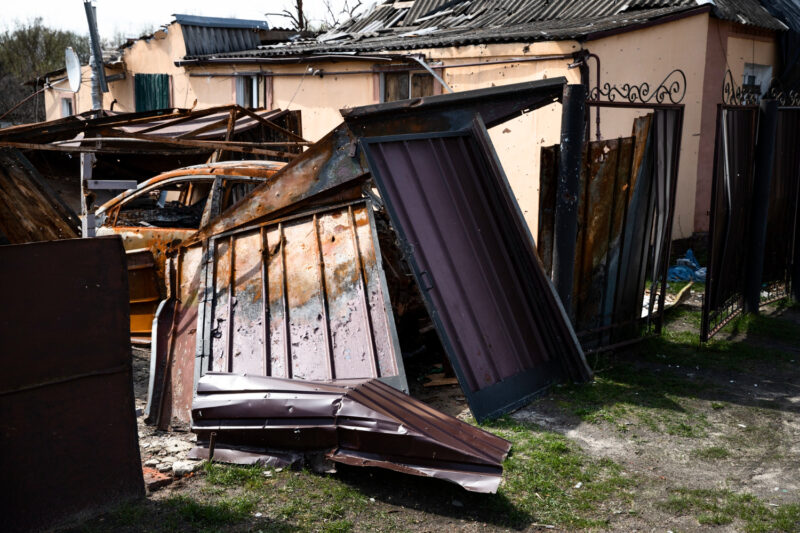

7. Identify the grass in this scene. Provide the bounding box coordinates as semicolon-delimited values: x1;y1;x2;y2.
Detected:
77;303;800;532
660;488;800;532
691;445;731;460
484;417;633;528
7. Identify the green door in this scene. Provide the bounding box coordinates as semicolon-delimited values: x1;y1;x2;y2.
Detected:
134;74;170;112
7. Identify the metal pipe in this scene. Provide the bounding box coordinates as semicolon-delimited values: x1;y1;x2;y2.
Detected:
552;84;587;318
406;55;453;93
186;54;576;79
744;98;779;313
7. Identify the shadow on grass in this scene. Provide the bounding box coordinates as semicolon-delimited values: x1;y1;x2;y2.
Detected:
543;304;800;431
331;464;529;528
63;494;297;533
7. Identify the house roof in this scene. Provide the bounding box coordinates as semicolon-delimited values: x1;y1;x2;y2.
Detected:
173;14;269;56
181;0;787;61
172;14;269;31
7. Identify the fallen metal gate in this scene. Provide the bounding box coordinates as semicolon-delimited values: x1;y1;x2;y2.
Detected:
344;79;592;421
196;199;407;390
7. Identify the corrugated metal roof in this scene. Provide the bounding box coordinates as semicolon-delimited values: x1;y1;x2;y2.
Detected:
182;0;786;59
173;14;269;30
176;14;266;56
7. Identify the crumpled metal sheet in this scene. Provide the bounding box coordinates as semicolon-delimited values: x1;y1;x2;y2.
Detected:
191;373;511;493
0;236;144;532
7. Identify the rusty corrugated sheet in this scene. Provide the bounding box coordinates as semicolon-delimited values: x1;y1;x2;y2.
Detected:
0;148;80;244
0;236;144;532
152;200;407;427
151;246;204;428
184;125;370;246
343;79;591;422
538;108;683;349
198;199;406;385
190;373;511;493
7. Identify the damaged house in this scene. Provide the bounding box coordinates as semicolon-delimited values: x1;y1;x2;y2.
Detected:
36;2;796;241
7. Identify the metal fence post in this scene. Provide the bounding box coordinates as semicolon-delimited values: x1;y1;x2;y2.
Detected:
744;98;778;314
552;84;587;317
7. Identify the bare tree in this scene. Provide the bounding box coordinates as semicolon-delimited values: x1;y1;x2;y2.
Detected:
0;18;90;124
266;0;308;31
322;0;365;30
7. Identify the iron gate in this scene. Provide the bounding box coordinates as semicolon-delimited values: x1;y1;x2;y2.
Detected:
702;102;800;341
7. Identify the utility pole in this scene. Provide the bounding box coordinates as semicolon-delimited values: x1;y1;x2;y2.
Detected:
81;1;107;237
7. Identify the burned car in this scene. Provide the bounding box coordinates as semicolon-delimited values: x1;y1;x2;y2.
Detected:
95;160;285;339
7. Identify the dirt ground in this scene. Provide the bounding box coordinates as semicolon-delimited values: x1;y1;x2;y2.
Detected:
77;301;800;532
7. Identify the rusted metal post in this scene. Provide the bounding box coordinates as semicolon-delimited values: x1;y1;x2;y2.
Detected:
744;98;778;314
552;84;587;317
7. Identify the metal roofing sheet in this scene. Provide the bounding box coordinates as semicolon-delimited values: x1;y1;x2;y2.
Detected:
180;22;263;57
184;0;785;59
343;79;592;421
173;13;270;30
191;373;511;492
196;199;407;391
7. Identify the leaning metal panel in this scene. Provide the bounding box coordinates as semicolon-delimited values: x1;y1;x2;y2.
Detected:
0;237;143;532
360;126;590;421
196;200;407;392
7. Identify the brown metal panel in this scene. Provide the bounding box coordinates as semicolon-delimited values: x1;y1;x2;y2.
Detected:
0;237;144;532
191;373;510;493
359;128;589;421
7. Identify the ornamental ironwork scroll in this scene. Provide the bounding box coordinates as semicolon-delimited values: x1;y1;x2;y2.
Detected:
766;85;800;107
722;69;761;106
588;69;686;104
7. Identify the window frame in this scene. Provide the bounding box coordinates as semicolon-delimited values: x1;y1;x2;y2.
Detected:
378;68;441;103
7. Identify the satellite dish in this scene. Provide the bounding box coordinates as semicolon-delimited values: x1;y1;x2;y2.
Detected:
65;47;81;93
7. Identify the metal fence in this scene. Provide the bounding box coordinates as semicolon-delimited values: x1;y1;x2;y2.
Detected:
702;105;800;341
539;107;683;351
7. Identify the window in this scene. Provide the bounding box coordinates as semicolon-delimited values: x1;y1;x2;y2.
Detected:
134;74;171;112
60;98;73;117
381;71;435;102
236;76;268;109
742;63;773;97
115;181;209;229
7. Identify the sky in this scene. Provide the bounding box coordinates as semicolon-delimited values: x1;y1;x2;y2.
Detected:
2;0;362;38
